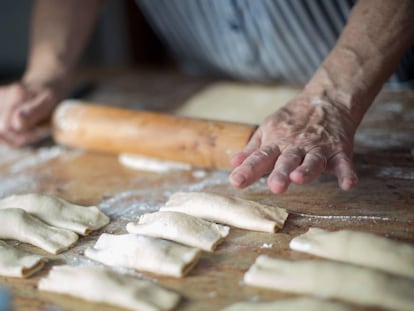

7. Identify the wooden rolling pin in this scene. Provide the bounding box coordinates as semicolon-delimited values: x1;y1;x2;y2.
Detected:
52;100;257;170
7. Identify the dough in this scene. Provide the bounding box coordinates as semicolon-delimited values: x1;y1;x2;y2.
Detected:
0;208;78;254
85;233;201;277
244;255;414;311
0;193;109;235
161;192;288;233
0;240;47;278
126;211;230;252
174;82;299;124
221;297;354;311
290;228;414;279
119;154;191;173
38;265;180;311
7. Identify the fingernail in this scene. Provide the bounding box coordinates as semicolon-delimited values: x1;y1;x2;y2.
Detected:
231;172;245;186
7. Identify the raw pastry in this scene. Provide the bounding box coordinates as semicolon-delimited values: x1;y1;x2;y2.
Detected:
119;154;191;172
0;208;78;254
244;255;414;311
0;240;46;278
126;211;230;252
0;193;109;235
221;297;354;311
85;233;201;277
174;82;299;124
38;265;180;311
161;192;288;233
290;228;414;279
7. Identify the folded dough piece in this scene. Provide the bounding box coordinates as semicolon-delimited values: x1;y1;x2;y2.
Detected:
0;193;109;235
221;297;355;311
0;208;78;254
38;265;180;311
161;192;288;233
244;255;414;311
126;211;230;252
119;154;192;172
290;228;414;279
0;240;47;278
85;233;201;277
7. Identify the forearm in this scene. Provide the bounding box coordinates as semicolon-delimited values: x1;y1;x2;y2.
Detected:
305;0;414;125
24;0;104;86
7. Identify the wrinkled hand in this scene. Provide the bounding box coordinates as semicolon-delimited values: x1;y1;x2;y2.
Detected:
0;82;61;147
229;94;359;193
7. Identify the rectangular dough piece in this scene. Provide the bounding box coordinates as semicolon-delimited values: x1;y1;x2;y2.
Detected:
126;211;230;252
161;192;288;233
290;227;414;279
85;233;201;278
0;193;110;235
243;255;414;311
0;208;78;254
38;265;180;311
220;297;355;311
0;240;46;278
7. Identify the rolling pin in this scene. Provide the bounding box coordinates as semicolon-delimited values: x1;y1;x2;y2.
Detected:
52;100;257;170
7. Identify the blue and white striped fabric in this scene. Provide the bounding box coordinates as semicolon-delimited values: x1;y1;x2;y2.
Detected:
136;0;414;88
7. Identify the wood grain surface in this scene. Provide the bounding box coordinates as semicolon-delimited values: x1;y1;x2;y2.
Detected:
0;68;413;311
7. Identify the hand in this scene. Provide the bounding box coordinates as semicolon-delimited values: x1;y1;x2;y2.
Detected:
229;94;359;193
0;82;62;147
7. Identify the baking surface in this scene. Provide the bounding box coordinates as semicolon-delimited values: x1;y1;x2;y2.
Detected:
0;68;413;311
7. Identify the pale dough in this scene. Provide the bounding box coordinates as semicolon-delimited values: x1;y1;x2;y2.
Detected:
0;240;46;278
85;233;201;278
126;211;230;252
161;192;288;233
290;227;414;279
221;297;355;311
119;154;192;173
38;265;181;311
244;255;414;311
0;208;78;254
0;193;109;235
174;82;299;124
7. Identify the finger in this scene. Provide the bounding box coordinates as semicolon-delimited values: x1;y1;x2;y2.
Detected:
290;150;327;184
0;128;49;147
229;144;280;188
267;148;305;193
230;129;261;167
10;90;56;131
328;152;358;190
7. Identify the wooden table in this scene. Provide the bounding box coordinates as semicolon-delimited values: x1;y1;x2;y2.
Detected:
0;68;413;311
